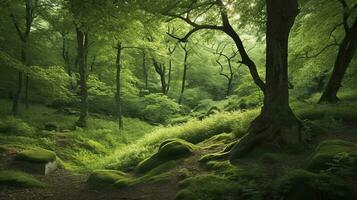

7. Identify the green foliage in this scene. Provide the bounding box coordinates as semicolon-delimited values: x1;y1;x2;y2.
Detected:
307;140;357;173
139;94;181;124
0;117;36;136
30;66;74;105
16;148;56;163
106;110;257;171
0;170;45;188
295;102;357;121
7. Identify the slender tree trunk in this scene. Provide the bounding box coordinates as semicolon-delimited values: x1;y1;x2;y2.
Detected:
230;0;300;158
319;19;357;103
75;27;88;127
142;51;148;90
227;77;233;96
178;44;189;104
10;0;35;113
61;34;73;89
166;57;172;94
152;59;167;94
115;42;124;130
11;72;23;114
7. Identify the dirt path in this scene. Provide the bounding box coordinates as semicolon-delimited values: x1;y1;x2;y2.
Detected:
0;136;228;200
0;168;179;200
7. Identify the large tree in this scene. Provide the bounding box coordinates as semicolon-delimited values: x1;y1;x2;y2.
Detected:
229;0;300;157
157;0;300;156
319;0;357;103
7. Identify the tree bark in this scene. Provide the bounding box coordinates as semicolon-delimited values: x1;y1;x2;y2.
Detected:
318;19;357;103
115;42;124;130
75;26;89;127
11;0;36;113
142;51;148;90
166;56;172;94
229;0;301;158
152;58;167;94
61;33;73;89
178;43;189;104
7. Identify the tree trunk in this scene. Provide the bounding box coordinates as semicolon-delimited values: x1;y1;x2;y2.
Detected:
11;72;23;114
75;27;89;127
227;76;233;96
318;19;357;104
178;44;189;104
115;42;124;130
152;58;167;94
61;34;73;89
229;0;300;158
166;57;172;94
142;51;148;90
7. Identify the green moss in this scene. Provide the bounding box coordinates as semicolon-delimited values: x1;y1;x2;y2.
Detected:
175;174;238;200
16;148;56;163
199;152;229;163
0;170;45;188
273;169;356;200
204;161;235;172
87;170;128;187
175;189;198;200
307;140;357;171
136;139;196;173
260;153;283;164
204;133;233;144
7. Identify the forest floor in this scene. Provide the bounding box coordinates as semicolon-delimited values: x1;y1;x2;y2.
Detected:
1;98;357;200
0;134;227;200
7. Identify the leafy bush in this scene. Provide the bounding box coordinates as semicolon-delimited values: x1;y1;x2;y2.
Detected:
139;94;181;124
0;117;36;136
31;66;75;105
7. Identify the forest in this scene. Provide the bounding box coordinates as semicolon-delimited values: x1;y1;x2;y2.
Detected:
0;0;356;199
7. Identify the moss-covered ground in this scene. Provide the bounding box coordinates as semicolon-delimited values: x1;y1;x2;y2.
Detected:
1;92;357;199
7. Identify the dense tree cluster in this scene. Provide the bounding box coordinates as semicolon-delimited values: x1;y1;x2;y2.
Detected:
0;0;356;155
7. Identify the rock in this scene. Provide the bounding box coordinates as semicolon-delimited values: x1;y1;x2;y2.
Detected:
273;169;356;200
136;139;196;173
14;148;57;175
0;170;45;188
87;170;128;187
307;140;357;172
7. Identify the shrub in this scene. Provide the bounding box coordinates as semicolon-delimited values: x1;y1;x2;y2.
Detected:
0;117;36;136
139;94;181;124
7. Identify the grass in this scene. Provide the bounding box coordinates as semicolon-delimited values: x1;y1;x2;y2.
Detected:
0;98;154;172
0;170;45;188
103;109;259;171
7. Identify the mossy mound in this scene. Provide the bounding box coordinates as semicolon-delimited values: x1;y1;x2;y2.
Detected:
136;139;196;173
87;170;128;187
175;174;238;200
16;148;56;163
307;140;357;172
0;170;45;188
273;169;356;200
260;153;284;164
89;161;177;188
